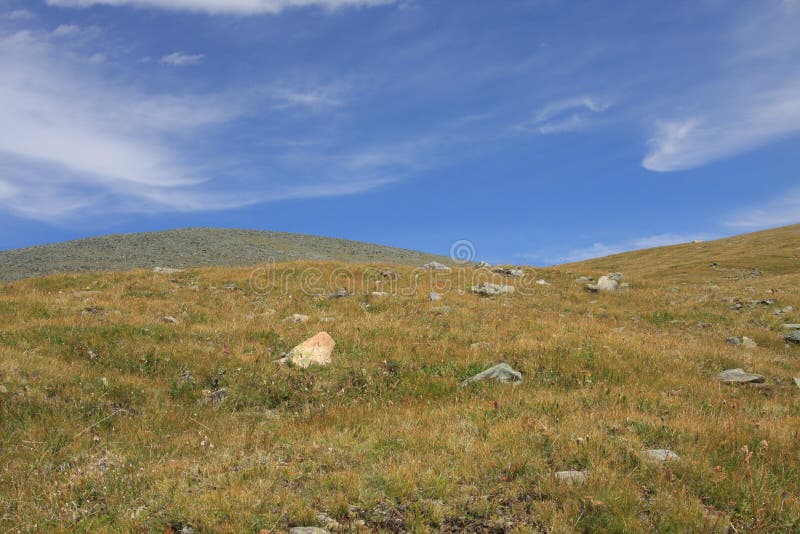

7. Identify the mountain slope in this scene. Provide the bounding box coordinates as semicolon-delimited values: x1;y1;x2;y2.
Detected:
560;224;800;283
0;228;451;282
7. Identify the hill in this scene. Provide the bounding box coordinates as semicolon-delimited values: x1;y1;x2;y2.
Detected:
1;226;800;532
562;224;800;283
0;228;451;282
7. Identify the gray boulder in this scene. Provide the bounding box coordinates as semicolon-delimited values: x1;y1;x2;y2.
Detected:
461;363;522;386
642;449;679;463
471;282;515;296
786;331;800;344
421;261;451;271
555;470;588;484
587;276;619;293
717;368;765;384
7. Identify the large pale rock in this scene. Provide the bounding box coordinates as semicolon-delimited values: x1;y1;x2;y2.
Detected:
287;332;335;368
471;282;515;296
717;368;765;384
642;449;679;463
421;261;451;271
555;470;588;484
461;363;522;386
587;276;619;292
785;331;800;344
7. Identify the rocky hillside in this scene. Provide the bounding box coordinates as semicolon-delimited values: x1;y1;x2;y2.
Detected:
0;228;451;282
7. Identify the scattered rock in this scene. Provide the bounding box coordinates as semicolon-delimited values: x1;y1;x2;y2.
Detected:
785;330;800;344
535;279;551;286
163;316;179;324
328;288;351;299
201;388;229;405
642;449;680;463
371;291;388;297
555;470;588;484
774;306;794;316
153;267;183;274
717;368;765;384
471;282;515;296
379;269;399;280
287;332;335;368
696;322;712;328
587;276;619;293
461;363;522;386
494;267;524;277
319;316;335;323
606;272;624;281
289;528;329;534
287;314;310;323
574;276;594;284
316;513;340;531
794;377;800;389
783;324;800;330
726;336;756;348
429;291;442;302
421;261;451;271
476;261;491;269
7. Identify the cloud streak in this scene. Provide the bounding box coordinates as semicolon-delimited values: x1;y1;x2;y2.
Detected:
160;51;205;65
46;0;398;15
642;1;800;171
517;96;611;135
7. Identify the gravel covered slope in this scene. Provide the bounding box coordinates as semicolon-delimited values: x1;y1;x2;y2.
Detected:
0;228;451;282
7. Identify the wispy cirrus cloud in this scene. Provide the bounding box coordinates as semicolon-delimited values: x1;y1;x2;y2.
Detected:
723;187;800;229
642;1;800;172
521;232;713;265
160;51;204;65
516;96;611;135
45;0;398;15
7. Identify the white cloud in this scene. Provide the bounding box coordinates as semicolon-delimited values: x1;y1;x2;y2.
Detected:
45;0;397;15
50;24;81;37
5;9;35;20
723;187;800;229
523;232;712;265
160;51;205;66
642;1;800;171
518;96;611;135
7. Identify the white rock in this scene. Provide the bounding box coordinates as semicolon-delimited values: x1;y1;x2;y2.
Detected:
642;449;680;463
461;363;522;385
421;261;451;271
287;314;310;323
535;279;551;286
471;282;515;296
163;316;179;324
429;291;442;302
717;368;765;384
555;470;588;484
371;291;388;297
153;267;183;274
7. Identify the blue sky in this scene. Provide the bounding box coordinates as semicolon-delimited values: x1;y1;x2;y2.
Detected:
0;0;799;264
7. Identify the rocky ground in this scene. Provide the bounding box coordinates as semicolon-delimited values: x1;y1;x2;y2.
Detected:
0;228;451;282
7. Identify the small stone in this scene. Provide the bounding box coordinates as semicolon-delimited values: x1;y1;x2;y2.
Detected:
717;368;765;384
379;269;399;280
606;272;624;281
429;291;442;302
642;449;679;463
289;528;329;534
741;337;757;348
494;267;524;277
0;385;8;394
328;288;351;299
163;316;179;324
574;276;594;284
471;282;515;296
201;388;229;405
421;261;451;271
793;377;800;389
726;336;741;346
371;291;388;297
287;332;335;368
535;279;551;286
316;513;340;531
555;470;588;484
783;324;800;330
288;314;310;323
461;363;522;386
153;267;183;274
476;261;491;269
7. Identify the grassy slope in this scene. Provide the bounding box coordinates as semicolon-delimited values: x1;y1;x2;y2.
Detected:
1;227;800;532
0;228;451;282
561;224;800;283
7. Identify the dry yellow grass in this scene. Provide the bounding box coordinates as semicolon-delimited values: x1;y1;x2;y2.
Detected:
1;227;800;532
